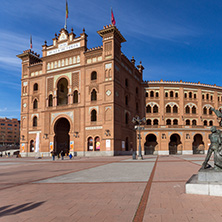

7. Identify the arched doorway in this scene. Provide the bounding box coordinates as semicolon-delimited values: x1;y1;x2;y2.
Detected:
169;134;181;154
57;78;68;105
192;134;204;154
144;134;158;155
88;137;93;151
54;118;70;155
95;137;100;151
125;137;129;151
30;140;35;152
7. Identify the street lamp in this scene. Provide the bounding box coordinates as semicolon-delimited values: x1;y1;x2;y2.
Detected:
132;116;146;160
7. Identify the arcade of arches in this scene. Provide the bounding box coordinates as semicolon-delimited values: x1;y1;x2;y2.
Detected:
143;132;205;155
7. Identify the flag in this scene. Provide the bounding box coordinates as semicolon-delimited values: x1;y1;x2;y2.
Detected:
111;8;116;26
30;35;32;49
66;0;69;19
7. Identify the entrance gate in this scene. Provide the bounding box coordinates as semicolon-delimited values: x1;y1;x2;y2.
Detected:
169;134;181;154
54;118;70;155
144;134;158;155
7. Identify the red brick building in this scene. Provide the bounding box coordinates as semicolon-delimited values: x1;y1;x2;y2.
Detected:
0;118;20;146
17;25;144;157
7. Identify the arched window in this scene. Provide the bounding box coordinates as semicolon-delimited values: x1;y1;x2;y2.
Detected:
153;119;158;125
153;105;158;113
136;87;138;95
202;94;205;100
186;119;190;125
33;99;38;109
33;116;37;127
189;92;192;98
125;79;128;87
185;106;190;114
204;120;207;126
209;120;213;126
146;92;148;97
156;92;159;97
175;92;178;98
173;105;178;113
91;110;97;122
125;113;129;124
146;119;151;125
91;89;97;101
33;83;38;91
194;94;196;99
206;94;209;100
48;95;53;107
166;119;171;125
173;119;178;125
73;90;78;103
165;92;168;97
192;106;196;114
91;71;97;80
150;91;154;97
192;120;197;126
184;93;187;98
211;95;213;101
170;91;174;97
146;105;151;113
57;78;68;105
203;107;207;115
166;105;171;113
125;96;128;106
209;108;212;115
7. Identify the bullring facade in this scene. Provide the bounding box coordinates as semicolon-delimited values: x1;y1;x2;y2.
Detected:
17;24;222;156
17;25;144;157
141;80;222;155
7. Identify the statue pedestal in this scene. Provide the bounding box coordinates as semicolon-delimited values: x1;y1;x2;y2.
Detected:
186;168;222;196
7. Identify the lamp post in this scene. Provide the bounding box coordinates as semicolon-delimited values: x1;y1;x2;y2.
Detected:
132;116;146;160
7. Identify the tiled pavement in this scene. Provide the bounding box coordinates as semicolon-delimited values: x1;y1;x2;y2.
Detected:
0;155;221;222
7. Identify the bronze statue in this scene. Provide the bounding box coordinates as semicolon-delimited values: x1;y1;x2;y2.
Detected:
202;126;222;170
210;107;222;127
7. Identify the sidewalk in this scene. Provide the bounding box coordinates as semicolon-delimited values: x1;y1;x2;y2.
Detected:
0;155;221;221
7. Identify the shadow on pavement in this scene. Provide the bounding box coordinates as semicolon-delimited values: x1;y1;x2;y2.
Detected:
0;201;45;217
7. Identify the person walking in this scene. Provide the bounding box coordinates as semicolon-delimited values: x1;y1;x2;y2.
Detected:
51;150;55;161
61;150;65;160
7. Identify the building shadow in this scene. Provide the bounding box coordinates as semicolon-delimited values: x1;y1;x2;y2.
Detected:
0;201;45;217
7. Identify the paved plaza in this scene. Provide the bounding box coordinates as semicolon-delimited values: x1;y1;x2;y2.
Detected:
0;155;221;222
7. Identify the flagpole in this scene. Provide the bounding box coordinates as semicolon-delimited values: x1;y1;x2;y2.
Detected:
64;0;67;30
65;16;67;30
64;0;68;30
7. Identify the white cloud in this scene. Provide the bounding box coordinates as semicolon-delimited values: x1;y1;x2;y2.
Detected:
0;30;43;72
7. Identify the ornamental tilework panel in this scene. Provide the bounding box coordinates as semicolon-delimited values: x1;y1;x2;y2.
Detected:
51;111;74;124
47;78;53;93
72;72;79;88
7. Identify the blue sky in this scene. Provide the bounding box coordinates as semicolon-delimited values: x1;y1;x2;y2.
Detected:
0;0;222;119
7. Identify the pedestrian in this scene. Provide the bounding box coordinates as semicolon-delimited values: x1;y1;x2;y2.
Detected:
8;152;10;157
51;150;55;161
57;152;60;159
61;150;65;160
69;153;73;160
